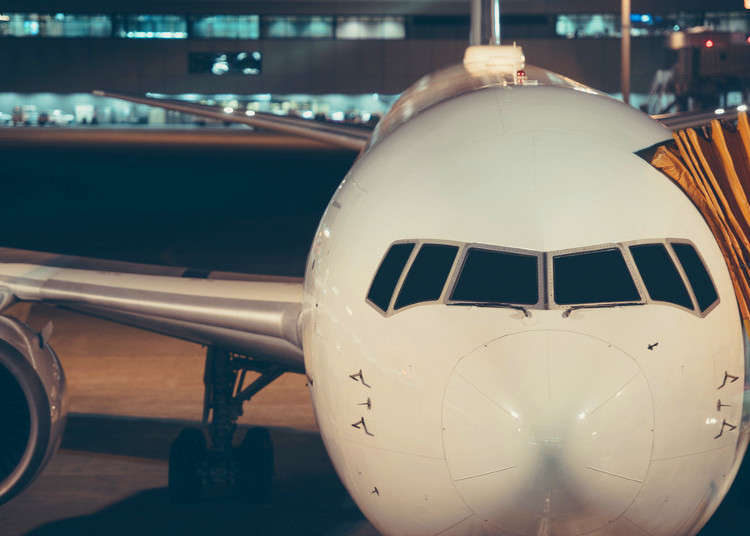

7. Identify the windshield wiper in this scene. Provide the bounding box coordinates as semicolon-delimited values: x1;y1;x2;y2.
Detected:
449;301;531;317
562;301;643;318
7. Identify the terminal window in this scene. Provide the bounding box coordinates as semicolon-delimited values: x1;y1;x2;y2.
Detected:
191;15;259;39
115;14;187;39
335;16;405;39
189;52;262;75
556;14;617;38
261;16;333;38
0;13;111;37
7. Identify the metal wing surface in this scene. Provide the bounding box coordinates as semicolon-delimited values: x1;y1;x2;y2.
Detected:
653;108;742;130
0;247;304;372
93;90;371;152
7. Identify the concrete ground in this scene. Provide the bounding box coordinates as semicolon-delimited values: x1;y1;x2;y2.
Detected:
0;303;377;536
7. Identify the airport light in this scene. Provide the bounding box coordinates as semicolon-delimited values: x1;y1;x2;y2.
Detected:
705;39;715;48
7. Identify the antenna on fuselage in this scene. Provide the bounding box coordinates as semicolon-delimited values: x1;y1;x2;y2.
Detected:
465;0;524;77
470;0;501;46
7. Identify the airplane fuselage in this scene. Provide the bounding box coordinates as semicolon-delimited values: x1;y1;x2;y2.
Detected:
301;69;748;536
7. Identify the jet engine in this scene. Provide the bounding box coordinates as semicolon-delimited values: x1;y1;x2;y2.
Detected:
0;314;67;505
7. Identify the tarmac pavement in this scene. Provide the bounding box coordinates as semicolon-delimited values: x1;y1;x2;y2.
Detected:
0;303;377;536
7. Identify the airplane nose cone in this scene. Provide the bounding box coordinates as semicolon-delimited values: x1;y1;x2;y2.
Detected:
442;330;654;535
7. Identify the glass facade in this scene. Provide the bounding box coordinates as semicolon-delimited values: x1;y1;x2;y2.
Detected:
705;11;750;33
0;13;111;37
555;14;618;38
0;11;746;41
115;15;187;39
188;51;262;75
0;91;397;127
262;16;333;38
192;15;259;39
336;16;406;39
556;11;750;38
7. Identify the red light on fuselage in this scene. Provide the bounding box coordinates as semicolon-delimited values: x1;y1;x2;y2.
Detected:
705;39;715;48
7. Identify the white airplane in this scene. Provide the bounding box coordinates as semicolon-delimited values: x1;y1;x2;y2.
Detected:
0;3;747;536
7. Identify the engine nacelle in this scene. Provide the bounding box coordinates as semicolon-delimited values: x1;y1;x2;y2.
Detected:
0;315;67;505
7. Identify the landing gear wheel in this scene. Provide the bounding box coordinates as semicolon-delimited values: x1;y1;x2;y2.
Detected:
236;427;274;503
168;427;207;503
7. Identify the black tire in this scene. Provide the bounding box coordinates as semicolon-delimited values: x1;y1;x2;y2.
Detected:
168;427;206;503
236;427;274;503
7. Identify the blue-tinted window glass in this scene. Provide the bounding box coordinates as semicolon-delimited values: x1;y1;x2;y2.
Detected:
0;13;111;37
335;16;405;39
262;16;333;38
705;11;750;33
671;243;718;312
555;14;617;37
395;244;458;310
451;248;539;305
189;51;262;75
192;15;259;39
629;244;693;309
554;249;640;305
116;15;187;39
367;243;414;312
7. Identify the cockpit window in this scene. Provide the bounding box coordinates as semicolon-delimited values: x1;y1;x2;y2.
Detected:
367;242;414;312
450;248;539;305
671;242;718;312
395;244;458;310
367;238;715;318
553;248;640;305
629;244;693;309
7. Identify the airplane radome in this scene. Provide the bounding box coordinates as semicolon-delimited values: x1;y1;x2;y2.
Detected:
302;64;747;535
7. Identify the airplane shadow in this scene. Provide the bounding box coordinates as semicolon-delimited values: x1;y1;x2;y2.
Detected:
23;414;750;535
27;414;375;536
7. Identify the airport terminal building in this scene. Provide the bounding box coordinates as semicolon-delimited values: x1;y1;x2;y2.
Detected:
1;0;748;123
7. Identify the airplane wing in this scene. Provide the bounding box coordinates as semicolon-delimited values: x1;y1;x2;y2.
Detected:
93;90;371;152
98;91;723;146
652;108;742;130
0;247;305;373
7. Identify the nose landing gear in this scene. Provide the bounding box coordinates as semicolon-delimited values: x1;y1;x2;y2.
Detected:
168;347;282;503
